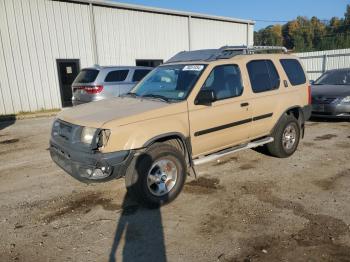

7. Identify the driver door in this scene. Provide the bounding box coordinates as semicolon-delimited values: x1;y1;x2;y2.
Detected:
188;64;252;157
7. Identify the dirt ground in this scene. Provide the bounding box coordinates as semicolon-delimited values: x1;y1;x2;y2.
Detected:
0;117;350;262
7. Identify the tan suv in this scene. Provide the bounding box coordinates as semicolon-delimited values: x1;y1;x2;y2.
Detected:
50;46;312;207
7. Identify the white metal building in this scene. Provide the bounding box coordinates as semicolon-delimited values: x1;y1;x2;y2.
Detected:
0;0;255;114
296;48;350;81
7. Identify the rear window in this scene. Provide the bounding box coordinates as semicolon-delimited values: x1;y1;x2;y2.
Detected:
105;70;129;82
280;59;306;86
74;69;99;83
247;60;280;93
132;69;151;82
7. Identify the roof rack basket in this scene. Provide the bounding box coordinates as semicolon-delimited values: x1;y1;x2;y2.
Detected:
166;45;288;64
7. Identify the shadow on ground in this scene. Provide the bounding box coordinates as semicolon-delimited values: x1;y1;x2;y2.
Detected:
0;115;16;131
109;152;167;262
109;193;166;262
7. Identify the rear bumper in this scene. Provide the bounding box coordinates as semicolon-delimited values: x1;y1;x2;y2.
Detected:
72;97;103;106
50;140;133;183
72;100;88;106
311;103;350;118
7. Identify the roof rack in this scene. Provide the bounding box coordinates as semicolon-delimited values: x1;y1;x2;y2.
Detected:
165;45;288;64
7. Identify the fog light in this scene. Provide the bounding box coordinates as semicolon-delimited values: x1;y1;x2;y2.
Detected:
90;165;112;180
92;169;105;178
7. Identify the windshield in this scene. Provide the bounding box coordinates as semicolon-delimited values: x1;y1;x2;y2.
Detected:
314;70;350;86
130;64;206;101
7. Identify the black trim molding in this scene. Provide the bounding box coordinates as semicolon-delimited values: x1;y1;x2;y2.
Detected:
253;113;273;121
194;113;273;137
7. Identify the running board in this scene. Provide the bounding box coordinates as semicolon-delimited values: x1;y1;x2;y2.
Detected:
193;137;274;166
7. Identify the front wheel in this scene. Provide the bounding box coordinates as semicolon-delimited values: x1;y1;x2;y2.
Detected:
125;143;187;207
267;114;300;158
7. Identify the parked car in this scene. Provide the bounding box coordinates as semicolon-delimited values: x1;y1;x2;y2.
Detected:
71;65;152;106
50;46;311;207
311;68;350;118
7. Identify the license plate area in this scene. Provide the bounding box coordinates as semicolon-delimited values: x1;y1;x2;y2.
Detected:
51;145;71;160
312;104;325;112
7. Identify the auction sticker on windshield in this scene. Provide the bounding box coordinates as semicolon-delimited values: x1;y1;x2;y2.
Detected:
183;65;204;71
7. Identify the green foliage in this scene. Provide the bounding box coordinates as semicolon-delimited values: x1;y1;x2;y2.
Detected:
254;5;350;51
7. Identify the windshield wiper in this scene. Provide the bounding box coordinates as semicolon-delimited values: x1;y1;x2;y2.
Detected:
142;94;170;103
122;92;138;98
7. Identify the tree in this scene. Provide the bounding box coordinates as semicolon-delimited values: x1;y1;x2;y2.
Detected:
254;5;350;51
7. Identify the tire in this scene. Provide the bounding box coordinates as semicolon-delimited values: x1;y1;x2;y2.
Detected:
267;114;300;158
125;142;187;208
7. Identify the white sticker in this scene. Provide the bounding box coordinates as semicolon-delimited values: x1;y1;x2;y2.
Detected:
183;65;204;71
178;92;185;98
66;66;72;74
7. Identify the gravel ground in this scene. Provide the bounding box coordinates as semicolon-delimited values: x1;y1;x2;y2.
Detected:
0;117;349;262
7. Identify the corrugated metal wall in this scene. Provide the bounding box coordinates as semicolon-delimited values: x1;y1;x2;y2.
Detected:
190;18;252;49
0;0;253;115
296;48;350;81
93;6;189;65
0;0;95;115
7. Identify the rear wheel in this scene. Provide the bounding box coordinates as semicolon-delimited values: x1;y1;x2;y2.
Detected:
125;143;187;207
267;114;300;158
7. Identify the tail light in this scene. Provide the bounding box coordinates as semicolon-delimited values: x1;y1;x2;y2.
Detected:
307;85;312;105
73;85;103;94
84;85;103;94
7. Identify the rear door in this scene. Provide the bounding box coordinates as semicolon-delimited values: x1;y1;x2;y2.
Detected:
103;69;130;97
246;59;281;139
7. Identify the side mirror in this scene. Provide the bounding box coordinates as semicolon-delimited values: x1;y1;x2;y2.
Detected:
310;80;315;85
195;90;216;105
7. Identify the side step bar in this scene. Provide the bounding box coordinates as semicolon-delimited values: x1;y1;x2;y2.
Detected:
193;137;274;166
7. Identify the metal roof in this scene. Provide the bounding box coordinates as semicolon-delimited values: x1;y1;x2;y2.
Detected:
65;0;255;25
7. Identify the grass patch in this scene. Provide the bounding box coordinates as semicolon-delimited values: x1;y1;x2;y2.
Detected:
0;109;61;121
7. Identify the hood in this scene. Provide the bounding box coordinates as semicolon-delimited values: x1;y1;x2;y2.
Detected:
58;97;175;128
311;84;350;97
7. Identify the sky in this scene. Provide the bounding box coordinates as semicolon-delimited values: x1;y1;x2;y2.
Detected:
112;0;349;30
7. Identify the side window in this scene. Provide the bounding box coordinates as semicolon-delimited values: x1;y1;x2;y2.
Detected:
202;65;243;100
247;60;280;93
132;69;151;82
104;70;129;82
280;59;306;86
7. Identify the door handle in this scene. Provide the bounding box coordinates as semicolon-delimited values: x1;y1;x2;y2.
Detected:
240;102;249;107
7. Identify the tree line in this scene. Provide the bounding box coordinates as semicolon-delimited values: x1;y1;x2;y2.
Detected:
254;5;350;52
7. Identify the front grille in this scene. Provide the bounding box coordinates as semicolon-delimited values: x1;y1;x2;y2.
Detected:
52;120;74;142
312;96;337;104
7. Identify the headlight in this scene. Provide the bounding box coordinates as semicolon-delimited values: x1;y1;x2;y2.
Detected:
97;129;111;148
340;96;350;104
81;127;97;144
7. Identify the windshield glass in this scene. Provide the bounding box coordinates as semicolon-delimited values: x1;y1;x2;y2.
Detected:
314;70;350;85
130;64;206;101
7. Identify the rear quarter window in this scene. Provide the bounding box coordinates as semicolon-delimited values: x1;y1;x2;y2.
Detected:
74;69;99;83
247;60;280;93
105;70;129;82
280;59;306;86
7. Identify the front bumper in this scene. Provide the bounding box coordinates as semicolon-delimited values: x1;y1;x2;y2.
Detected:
311;103;350;118
50;140;132;183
